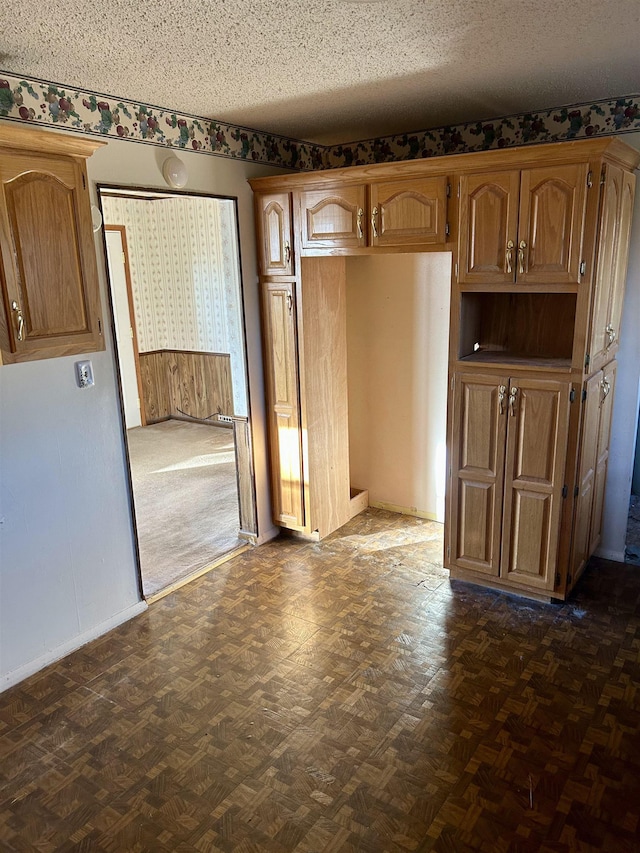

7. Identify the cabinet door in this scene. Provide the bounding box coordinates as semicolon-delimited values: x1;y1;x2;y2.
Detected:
458;171;519;284
572;370;602;577
300;185;366;249
501;378;570;590
517;164;588;285
0;152;103;362
262;281;305;529
370;177;447;247
588;164;623;369
607;171;635;353
256;192;293;276
589;362;616;554
449;372;508;575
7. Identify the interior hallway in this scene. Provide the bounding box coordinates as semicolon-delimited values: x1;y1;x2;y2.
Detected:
1;509;638;851
128;420;243;596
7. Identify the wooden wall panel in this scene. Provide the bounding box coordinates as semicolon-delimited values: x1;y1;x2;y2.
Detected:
139;350;233;425
233;417;258;538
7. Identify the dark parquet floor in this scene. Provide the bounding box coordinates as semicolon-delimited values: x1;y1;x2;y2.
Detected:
1;509;639;852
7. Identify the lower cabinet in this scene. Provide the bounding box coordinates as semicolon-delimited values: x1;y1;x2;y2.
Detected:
571;361;617;585
449;371;571;593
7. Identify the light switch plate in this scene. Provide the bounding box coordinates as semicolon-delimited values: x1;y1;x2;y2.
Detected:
75;360;94;388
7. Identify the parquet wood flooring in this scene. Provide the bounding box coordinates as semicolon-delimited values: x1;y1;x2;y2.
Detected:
1;508;639;852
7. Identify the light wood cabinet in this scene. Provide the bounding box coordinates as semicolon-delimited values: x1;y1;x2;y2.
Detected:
250;137;639;600
459;164;589;287
300;185;366;249
261;280;305;529
450;372;569;591
588;166;636;372
299;177;448;250
0;127;105;363
256;192;293;276
369;177;447;246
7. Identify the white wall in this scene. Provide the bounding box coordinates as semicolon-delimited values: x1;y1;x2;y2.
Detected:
0;130;281;689
346;254;451;520
599;130;640;560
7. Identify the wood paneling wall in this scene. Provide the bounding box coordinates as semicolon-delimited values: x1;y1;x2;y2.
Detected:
139;350;233;424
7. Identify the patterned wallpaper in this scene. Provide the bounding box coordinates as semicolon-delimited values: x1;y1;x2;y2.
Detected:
102;195;248;416
0;71;639;171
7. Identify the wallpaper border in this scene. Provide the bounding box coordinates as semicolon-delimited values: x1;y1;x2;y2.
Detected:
1;71;639;171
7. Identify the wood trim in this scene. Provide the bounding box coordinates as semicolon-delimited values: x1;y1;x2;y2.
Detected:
140;347;232;358
0;124;106;157
105;225;146;426
233;417;258;537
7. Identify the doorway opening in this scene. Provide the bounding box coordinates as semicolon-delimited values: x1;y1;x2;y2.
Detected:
626;401;640;565
99;186;257;600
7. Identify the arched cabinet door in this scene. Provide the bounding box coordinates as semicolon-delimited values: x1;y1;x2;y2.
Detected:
256;192;293;276
458;171;520;284
0;152;103;362
300;185;366;249
370;177;447;247
517;163;589;285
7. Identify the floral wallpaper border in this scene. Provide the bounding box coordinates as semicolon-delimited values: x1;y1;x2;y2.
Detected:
0;71;639;172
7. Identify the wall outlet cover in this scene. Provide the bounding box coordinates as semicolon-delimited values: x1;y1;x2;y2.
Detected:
75;360;94;388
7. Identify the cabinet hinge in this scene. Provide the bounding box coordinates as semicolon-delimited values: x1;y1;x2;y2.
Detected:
585;353;590;369
600;168;606;186
98;318;102;334
555;571;561;587
446;183;451;198
82;173;86;190
445;222;450;237
582;388;587;402
586;170;593;188
562;485;568;499
455;261;458;278
450;375;455;391
569;389;576;403
574;485;579;498
447;545;451;560
457;182;461;198
580;260;586;276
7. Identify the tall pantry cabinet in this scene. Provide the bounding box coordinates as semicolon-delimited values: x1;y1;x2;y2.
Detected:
250;137;639;601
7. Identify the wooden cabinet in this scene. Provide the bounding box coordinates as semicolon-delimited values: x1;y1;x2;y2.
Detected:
256;192;294;276
261;280;305;529
300;185;366;249
0;127;105;363
459;164;589;286
299;177;448;250
369;177;447;246
588;166;636;372
571;362;617;585
450;371;570;591
251;137;639;600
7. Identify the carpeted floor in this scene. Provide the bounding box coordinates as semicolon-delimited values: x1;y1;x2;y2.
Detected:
127;420;243;596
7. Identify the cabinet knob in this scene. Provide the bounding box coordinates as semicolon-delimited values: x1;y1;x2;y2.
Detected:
371;207;379;238
284;241;291;265
518;241;527;275
508;386;518;417
505;241;514;275
11;300;24;342
601;378;611;400
356;208;364;239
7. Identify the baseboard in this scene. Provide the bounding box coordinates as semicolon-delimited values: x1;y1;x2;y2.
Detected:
594;547;626;563
369;501;442;522
1;600;148;693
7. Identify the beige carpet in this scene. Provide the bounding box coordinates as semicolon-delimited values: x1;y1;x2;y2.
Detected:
127;420;243;596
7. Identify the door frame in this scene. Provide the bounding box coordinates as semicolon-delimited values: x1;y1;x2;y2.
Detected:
104;224;146;427
97;183;259;602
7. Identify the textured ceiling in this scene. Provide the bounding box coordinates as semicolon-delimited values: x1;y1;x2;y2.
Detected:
1;0;639;144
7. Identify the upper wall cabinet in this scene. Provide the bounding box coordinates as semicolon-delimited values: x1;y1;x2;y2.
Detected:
369;177;447;247
0;126;105;364
256;192;294;276
299;177;448;250
588;165;636;372
459;164;589;286
300;184;367;249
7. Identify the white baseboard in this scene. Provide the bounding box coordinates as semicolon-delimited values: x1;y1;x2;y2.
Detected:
1;600;148;693
594;547;626;563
